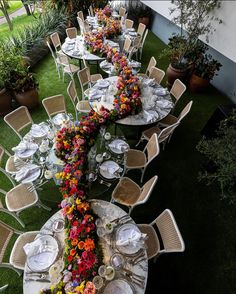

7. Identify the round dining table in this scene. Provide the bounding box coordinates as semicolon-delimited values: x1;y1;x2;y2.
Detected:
23;199;148;294
88;76;174;127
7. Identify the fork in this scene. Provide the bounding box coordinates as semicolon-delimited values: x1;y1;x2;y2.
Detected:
99;179;111;187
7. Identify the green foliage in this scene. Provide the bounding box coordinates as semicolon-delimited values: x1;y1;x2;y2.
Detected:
193;53;222;80
0;46;38;93
197;110;236;203
160;0;222;67
4;8;69;55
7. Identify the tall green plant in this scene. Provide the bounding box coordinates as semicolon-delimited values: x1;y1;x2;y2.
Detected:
196;110;236;204
163;0;222;66
4;8;69;55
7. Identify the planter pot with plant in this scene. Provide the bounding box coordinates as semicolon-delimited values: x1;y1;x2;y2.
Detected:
9;70;39;109
189;54;222;92
159;0;222;88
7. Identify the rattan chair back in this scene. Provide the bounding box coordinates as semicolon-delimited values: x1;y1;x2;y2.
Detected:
178;100;193;122
0;221;13;263
119;7;126;17
123;37;132;55
158;122;180;143
89;5;94;17
66;27;77;39
4;106;33;139
77;10;84;22
146;56;156;76
139;175;158;202
149;66;165;84
144;133;160;163
42;94;66;118
137;23;146;38
170;79;186;102
153;209;185;252
78;67;90;88
50;32;61;51
125;18;134;29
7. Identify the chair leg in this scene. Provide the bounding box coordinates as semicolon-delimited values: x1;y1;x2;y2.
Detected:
128;206;133;215
140;167;146;183
37;199;51;211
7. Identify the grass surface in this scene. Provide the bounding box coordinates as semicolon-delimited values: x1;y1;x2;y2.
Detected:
0;1;23;17
0;14;37;40
0;31;235;294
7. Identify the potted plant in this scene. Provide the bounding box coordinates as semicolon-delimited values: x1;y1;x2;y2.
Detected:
160;0;222;87
8;67;39;109
0;46;13;116
189;54;222;92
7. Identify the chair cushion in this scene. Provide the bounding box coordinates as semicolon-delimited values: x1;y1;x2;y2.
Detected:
6;184;38;212
138;224;160;259
76;101;91;113
113;178;141;205
126;149;146;168
143;126;161;140
5;156;17;174
10;231;38;270
158;114;178;127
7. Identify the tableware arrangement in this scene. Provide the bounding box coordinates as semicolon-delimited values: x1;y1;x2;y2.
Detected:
108;139;129;154
26;235;59;272
99;160;122;179
115;223;146;255
15;163;41;183
13;142;38;159
103;279;135;294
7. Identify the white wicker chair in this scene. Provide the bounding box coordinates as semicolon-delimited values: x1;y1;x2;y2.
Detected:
125;133;160;183
0;220;38;275
138;209;185;261
111;175;158;215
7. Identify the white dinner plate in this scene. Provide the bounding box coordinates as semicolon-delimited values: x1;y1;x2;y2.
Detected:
52;113;70;126
103;279;134;294
99;160;120;180
116;223;142;255
108;139;129;154
27;235;59;272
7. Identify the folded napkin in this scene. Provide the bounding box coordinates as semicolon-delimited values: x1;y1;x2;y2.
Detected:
116;228;146;246
15;164;40;182
95;79;109;88
129;61;141;68
100;164;119;175
109;141;129;152
24;239;57;256
142;110;159;123
155;100;172;109
30;123;48;138
155;88;169;96
12;142;37;154
143;78;156;87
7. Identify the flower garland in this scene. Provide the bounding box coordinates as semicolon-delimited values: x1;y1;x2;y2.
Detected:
41;6;143;294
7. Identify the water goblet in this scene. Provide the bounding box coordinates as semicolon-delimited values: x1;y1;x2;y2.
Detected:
92;275;104;290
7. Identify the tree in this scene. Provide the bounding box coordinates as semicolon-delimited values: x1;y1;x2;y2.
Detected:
21;0;31;16
0;0;13;30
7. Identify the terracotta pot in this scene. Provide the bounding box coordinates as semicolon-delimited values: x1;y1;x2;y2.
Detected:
15;88;39;109
189;74;210;92
0;88;12;116
166;64;188;89
139;17;150;27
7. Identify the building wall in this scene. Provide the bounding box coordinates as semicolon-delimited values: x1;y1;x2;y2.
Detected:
142;0;236;102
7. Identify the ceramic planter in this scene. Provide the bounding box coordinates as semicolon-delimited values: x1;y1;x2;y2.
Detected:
166;63;188;88
189;73;210;92
15;88;39;109
0;88;12;116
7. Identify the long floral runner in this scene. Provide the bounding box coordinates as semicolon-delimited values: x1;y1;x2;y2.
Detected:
42;5;142;294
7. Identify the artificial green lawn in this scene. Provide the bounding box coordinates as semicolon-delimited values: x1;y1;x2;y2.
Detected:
0;1;23;17
0;30;235;293
0;14;37;40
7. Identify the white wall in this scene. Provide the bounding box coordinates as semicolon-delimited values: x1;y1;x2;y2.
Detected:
142;0;236;63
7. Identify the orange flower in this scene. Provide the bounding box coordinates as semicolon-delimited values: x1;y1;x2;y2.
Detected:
84;238;95;251
78;241;85;250
70;249;76;256
71;239;78;246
